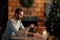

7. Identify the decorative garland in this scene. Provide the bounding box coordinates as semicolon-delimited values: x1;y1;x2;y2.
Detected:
20;0;33;8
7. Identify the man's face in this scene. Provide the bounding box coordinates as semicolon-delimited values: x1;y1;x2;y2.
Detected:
16;11;23;20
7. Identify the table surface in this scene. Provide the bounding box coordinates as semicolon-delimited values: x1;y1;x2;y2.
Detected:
10;36;47;40
10;33;49;40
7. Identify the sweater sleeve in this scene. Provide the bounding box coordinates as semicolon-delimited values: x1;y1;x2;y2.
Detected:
20;21;25;29
8;20;20;36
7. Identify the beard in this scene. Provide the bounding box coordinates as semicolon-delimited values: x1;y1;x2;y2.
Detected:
16;16;23;20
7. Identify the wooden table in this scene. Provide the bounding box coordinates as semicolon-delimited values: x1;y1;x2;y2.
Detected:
10;36;43;40
9;35;48;40
9;32;49;40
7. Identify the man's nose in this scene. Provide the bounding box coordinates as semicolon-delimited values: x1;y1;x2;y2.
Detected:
19;15;23;18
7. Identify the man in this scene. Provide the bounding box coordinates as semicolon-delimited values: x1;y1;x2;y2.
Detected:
2;8;34;40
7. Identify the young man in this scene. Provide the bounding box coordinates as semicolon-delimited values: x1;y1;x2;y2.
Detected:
2;8;34;40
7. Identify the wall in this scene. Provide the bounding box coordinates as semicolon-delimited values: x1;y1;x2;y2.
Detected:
8;0;44;26
8;0;44;19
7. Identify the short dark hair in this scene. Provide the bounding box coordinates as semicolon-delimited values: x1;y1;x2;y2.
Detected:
15;8;23;14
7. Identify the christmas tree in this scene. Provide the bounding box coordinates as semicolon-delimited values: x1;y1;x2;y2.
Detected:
45;0;60;38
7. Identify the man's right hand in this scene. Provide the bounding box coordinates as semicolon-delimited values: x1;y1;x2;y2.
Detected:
29;24;34;28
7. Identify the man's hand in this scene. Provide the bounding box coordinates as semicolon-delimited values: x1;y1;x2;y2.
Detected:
30;24;34;28
25;24;34;34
